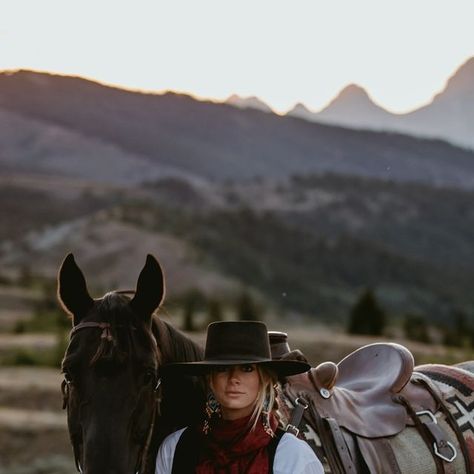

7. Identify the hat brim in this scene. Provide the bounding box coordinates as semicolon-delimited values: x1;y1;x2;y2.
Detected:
163;358;310;377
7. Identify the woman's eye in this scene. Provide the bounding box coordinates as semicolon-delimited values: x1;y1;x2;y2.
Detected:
241;365;254;373
214;366;229;373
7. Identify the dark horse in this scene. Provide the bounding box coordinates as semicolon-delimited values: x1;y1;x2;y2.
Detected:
58;253;204;474
59;253;474;473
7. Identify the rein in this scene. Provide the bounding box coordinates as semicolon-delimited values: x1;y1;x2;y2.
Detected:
63;312;162;474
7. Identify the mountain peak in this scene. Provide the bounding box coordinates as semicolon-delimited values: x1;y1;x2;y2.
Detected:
225;94;273;113
437;56;474;100
292;102;311;112
286;102;315;120
337;83;370;99
323;84;376;110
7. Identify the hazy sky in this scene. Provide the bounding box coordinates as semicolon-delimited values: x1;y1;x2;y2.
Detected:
1;0;473;113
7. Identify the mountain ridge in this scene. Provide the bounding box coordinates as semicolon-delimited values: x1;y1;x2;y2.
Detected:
286;57;474;149
1;70;474;190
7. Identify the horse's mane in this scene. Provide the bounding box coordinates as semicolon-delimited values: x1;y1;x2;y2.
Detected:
152;317;204;364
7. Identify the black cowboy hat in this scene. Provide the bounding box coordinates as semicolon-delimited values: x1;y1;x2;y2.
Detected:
166;321;310;376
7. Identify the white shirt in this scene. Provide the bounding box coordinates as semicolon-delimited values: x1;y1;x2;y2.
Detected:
155;427;324;474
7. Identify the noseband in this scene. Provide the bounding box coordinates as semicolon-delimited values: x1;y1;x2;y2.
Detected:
62;314;161;474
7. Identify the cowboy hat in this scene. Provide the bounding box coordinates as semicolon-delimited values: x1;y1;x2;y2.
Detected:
165;321;310;376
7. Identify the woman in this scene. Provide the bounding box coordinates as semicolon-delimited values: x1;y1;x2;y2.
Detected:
156;321;324;473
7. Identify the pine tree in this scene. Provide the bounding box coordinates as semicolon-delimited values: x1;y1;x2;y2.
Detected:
236;291;260;321
347;289;385;336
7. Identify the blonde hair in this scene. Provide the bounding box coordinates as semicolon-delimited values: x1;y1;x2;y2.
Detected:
249;365;279;433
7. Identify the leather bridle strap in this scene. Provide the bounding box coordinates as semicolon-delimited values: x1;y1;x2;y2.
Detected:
71;322;113;341
136;394;159;474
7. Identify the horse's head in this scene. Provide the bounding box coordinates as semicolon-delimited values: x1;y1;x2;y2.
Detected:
58;253;164;474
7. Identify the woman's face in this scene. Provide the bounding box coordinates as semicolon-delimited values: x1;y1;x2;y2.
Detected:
210;364;261;420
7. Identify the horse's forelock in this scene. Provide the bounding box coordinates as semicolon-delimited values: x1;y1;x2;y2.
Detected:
87;292;161;368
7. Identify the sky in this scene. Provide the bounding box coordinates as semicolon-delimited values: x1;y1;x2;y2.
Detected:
1;0;473;114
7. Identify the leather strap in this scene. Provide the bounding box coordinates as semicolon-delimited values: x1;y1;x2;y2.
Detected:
71;322;113;341
286;397;309;436
325;417;357;473
397;395;445;474
413;374;471;474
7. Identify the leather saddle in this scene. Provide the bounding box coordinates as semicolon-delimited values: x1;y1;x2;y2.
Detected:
270;333;464;472
272;336;437;438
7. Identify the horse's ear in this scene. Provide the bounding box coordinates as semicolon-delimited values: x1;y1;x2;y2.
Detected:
57;253;94;326
130;254;165;323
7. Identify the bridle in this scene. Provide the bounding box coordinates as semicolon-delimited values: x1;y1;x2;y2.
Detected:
62;307;162;474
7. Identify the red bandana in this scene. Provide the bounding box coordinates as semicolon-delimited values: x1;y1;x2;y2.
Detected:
195;414;278;474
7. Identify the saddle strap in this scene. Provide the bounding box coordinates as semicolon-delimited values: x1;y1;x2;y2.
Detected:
413;373;472;474
397;395;454;474
325;417;357;474
305;396;357;473
286;397;309;436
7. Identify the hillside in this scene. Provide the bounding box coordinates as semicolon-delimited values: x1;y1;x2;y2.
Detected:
0;71;473;325
3;173;473;323
1;71;474;189
114;175;474;321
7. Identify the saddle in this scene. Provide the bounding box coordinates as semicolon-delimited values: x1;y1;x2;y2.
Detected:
270;333;469;474
290;342;438;438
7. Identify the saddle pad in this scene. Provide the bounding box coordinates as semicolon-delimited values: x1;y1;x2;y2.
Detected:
388;415;466;474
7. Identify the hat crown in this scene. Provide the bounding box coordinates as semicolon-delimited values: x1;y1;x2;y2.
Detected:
205;321;271;362
268;331;291;360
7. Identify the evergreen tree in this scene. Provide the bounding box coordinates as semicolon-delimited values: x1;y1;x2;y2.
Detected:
347;289;385;336
236;291;260;321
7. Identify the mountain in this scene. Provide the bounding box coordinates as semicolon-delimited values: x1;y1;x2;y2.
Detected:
287;102;315;121
286;57;474;149
1;70;473;321
225;94;273;113
401;58;474;149
306;84;396;130
1;70;474;189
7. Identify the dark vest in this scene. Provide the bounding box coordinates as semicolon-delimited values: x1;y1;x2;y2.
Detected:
171;427;285;473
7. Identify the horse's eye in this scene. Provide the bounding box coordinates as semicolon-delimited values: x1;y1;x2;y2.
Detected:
143;369;156;386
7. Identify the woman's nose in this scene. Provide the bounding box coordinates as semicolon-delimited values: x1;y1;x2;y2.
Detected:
228;367;240;382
